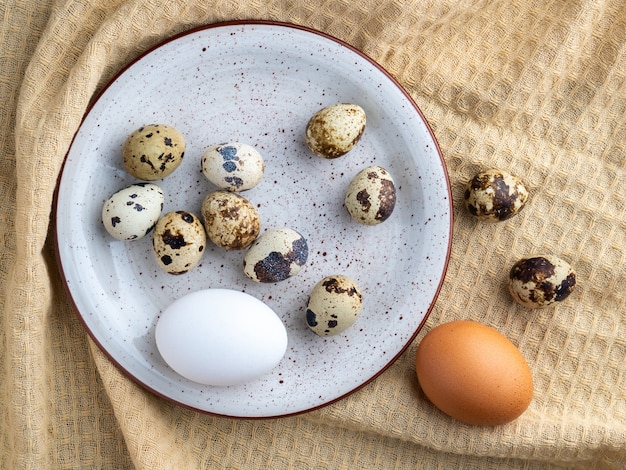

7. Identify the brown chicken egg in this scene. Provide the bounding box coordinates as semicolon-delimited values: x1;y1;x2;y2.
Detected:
415;320;533;426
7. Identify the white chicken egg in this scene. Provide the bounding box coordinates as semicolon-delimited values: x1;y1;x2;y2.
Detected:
155;289;288;386
101;183;164;240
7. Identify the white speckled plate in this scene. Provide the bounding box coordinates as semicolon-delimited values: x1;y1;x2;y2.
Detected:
55;21;452;418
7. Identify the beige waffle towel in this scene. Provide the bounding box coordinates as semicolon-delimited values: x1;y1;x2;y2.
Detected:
1;0;625;468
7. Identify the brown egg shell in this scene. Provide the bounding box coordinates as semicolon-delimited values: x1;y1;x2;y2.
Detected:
415;320;533;426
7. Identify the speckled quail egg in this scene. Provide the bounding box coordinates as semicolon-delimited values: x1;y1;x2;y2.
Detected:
508;255;576;308
201;142;264;191
122;124;185;180
243;228;308;283
101;183;164;240
306;275;363;336
201;190;261;250
152;211;206;275
305;103;366;159
464;169;529;222
345;165;396;225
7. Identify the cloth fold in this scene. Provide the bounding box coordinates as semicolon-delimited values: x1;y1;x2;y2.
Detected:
2;0;625;468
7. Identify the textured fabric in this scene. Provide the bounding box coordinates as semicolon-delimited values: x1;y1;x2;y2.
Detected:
2;0;625;468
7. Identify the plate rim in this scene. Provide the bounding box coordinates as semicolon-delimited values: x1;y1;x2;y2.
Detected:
53;19;454;419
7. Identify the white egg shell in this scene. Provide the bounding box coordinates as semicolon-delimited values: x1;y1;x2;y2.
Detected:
345;165;396;225
306;275;363;336
155;289;288;386
243;228;308;283
101;183;164;240
305;103;366;159
152;211;206;275
202;142;264;191
122;124;186;181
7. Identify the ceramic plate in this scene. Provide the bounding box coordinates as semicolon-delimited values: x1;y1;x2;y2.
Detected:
55;21;452;418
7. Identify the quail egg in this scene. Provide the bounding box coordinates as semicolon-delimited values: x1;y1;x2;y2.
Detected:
122;124;186;180
152;211;206;274
101;183;164;240
243;228;308;283
306;275;363;336
464;169;528;222
508;255;576;308
305;103;366;159
345;165;396;225
201;190;261;250
202;142;264;191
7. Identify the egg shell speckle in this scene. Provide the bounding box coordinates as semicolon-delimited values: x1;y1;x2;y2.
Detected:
508;255;576;308
122;124;186;181
305;103;366;159
101;183;164;240
243;228;308;283
201;190;261;250
415;320;534;426
202;142;264;191
464;169;528;222
152;211;206;275
345;165;396;225
306;275;363;336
